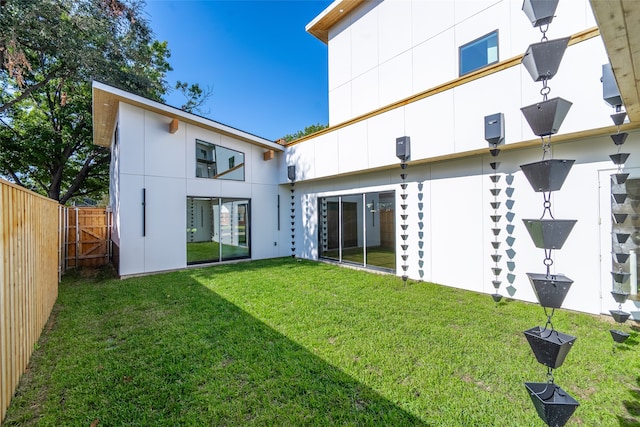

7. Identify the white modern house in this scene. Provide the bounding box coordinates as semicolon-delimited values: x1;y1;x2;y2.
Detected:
93;0;640;318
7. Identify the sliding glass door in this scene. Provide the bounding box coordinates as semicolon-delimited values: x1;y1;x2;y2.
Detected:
186;197;250;264
318;191;395;271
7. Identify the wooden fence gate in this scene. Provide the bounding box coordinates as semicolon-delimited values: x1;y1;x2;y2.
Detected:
60;207;112;270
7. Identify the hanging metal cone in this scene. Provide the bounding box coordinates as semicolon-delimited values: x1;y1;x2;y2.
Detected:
490;148;501;157
523;219;577;249
490;174;501;183
613;173;630;184
613;252;630;263
520;159;575;192
524;327;577;369
611;112;627;126
612;193;628;204
610;153;630;165
611;291;630;304
610;133;629;145
492;280;502;288
521;37;570;82
522;0;559;27
491;293;503;303
491;254;502;263
612;213;628;224
521;97;572;137
490;188;501;196
491;215;502;223
524;382;579;427
491;241;501;249
492;267;502;276
490;201;501;209
610;329;630;343
611;271;631;283
616;233;631;244
526;273;574;309
610;310;631;323
490;162;500;170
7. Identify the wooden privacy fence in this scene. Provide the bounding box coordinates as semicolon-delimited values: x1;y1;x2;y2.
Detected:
0;179;59;423
60;207;111;270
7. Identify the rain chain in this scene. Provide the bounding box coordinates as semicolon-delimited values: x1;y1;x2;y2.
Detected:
288;165;296;258
603;63;633;345
519;1;580;425
396;136;411;283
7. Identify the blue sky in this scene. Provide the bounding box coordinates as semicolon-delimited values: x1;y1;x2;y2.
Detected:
143;0;333;141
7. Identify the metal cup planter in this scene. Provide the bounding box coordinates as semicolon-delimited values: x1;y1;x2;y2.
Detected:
612;193;628;204
610;310;631;324
524;382;579;427
523;219;577;249
521;37;571;82
611;271;631;284
613;173;630;185
610;133;629;146
611;112;628;126
610;291;630;304
609;153;630;165
526;273;574;309
522;0;559;27
524;326;577;369
610;329;630;343
521;97;573;137
613;252;630;263
520;159;574;192
491;293;503;303
615;233;631;244
612;213;628;224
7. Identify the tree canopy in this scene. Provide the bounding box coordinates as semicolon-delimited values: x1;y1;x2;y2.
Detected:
0;0;171;204
282;123;328;143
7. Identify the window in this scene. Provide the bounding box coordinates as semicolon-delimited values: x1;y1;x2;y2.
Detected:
195;139;245;181
186;197;251;264
318;191;395;271
459;30;498;76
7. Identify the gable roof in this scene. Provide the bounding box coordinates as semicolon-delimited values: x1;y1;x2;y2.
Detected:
92;81;284;151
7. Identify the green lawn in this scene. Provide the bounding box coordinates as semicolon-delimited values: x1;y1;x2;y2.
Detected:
3;258;639;426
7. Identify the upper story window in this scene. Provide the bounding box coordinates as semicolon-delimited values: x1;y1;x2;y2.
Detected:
195;139;245;181
459;30;499;76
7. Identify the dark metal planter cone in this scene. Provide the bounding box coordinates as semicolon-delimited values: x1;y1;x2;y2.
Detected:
523;219;577;249
616;232;631;244
610;153;630;165
491;293;503;303
524;382;579;427
611;291;630;304
524;327;577;369
521;97;572;137
613;252;630;263
522;0;559;27
611;271;631;283
521;37;570;82
612;193;628;204
527;273;573;309
520;159;574;192
611;112;628;126
610;329;630;343
611;133;629;145
613;173;630;184
610;310;631;324
613;213;628;224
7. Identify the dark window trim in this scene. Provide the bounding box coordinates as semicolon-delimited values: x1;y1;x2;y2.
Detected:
459;29;499;76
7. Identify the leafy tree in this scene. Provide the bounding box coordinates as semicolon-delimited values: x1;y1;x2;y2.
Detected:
175;80;213;115
282;123;328;143
0;0;172;203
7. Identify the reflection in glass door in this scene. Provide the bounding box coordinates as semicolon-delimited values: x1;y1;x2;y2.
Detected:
318;191;395;272
186;197;250;264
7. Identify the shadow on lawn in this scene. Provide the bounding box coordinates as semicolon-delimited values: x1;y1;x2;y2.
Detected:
618;376;640;426
67;262;428;426
176;274;426;425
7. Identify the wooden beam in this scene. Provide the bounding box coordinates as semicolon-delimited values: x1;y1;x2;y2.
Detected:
263;150;275;161
169;118;179;134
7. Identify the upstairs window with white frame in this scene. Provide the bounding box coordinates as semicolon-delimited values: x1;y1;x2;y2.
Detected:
459;30;499;76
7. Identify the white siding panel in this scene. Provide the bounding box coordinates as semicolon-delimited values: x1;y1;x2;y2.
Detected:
454;0;501;25
144;111;186;179
117;173;145;276
404;91;455;159
337;120;369;174
411;1;455;46
328;19;352;91
379;51;413;106
412;29;457;94
367;107;405;169
313;132;339;178
351;68;379;117
378;0;412;64
143;176;186;273
118;103;144;176
328;83;352;126
250;183;279;259
351;3;379;78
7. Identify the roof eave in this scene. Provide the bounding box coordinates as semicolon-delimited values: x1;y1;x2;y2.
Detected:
306;0;365;43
